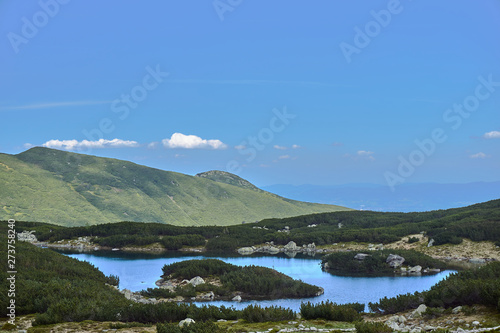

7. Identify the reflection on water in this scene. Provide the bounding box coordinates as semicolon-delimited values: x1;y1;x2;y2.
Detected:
61;250;454;311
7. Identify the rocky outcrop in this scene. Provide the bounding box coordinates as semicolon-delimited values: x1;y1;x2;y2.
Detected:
179;318;195;327
284;241;300;252
119;288;158;304
237;247;255;255
237;241;324;256
386;254;405;268
188;276;205;287
17;230;37;242
411;304;427;318
469;258;486;264
232;295;242;302
354;253;370;260
408;265;422;274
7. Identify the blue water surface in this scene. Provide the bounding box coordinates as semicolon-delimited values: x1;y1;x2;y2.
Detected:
62;251;453;311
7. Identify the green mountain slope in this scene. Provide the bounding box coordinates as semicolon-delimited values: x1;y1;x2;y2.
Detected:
0;147;350;226
196;170;262;192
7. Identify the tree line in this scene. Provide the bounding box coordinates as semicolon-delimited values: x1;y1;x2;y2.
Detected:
12;199;499;251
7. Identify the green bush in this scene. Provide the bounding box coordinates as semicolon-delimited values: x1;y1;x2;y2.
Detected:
369;292;424;314
369;262;500;314
157;321;224;333
300;301;362;322
355;321;392;333
423;307;444;319
407;237;419;243
242;305;295;322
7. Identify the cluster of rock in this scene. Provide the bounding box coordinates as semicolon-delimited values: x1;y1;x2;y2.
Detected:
237;241;327;257
278;226;291;233
46;236;98;252
367;243;385;251
16;230;37;242
155;276;242;302
352;253;441;275
274;324;354;333
383;304;497;333
120;288;158;304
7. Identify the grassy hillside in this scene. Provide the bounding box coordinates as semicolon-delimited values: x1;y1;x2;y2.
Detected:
0;147;349;226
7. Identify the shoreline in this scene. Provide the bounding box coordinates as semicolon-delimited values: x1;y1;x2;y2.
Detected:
38;241;498;266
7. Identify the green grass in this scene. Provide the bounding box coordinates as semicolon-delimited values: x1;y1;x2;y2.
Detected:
0;147;349;227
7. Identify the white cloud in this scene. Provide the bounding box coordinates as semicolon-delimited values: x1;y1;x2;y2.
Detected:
23;143;34;149
483;131;500;139
470;152;489;159
274;145;287;150
147;142;159;149
292;144;301;149
234;145;246;150
42;139;139;150
278;155;291;159
357;150;374;156
346;150;375;161
162;133;227;150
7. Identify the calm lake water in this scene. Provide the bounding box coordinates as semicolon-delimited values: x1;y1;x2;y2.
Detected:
61;251;454;311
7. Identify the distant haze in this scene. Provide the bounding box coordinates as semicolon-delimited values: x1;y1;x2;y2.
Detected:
263;182;500;212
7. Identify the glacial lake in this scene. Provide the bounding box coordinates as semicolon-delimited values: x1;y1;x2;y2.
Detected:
60;250;454;311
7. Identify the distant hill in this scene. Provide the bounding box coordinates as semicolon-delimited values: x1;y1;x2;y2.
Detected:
0;147;349;226
263;182;500;212
195;170;262;192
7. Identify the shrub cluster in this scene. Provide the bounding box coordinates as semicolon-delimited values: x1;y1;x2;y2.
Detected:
157;321;224;333
241;305;296;322
369;262;500;314
300;301;363;322
355;321;392;333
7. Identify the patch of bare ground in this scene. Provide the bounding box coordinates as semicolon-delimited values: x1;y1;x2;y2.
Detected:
366;305;500;331
0;317;156;333
385;234;500;261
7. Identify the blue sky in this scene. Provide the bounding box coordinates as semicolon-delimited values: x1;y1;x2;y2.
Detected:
1;0;499;188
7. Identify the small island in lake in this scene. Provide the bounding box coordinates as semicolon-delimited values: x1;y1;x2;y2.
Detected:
143;259;323;301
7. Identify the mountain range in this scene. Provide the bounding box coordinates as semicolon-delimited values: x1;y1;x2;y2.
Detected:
263;182;500;212
0;147;348;226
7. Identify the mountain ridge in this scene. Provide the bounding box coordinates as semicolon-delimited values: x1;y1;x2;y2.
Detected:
0;147;350;226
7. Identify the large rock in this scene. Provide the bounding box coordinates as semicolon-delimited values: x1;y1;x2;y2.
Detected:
199;291;215;300
427;239;434;247
284;241;299;252
412;304;427;317
237;247;255;255
260;245;280;254
189;276;205;287
409;265;422;273
179;318;195;327
386;321;400;331
232;295;242;302
354;253;370;260
469;258;486;264
386;254;405;268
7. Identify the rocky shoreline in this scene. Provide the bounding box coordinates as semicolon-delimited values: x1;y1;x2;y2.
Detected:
20;230;497;265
